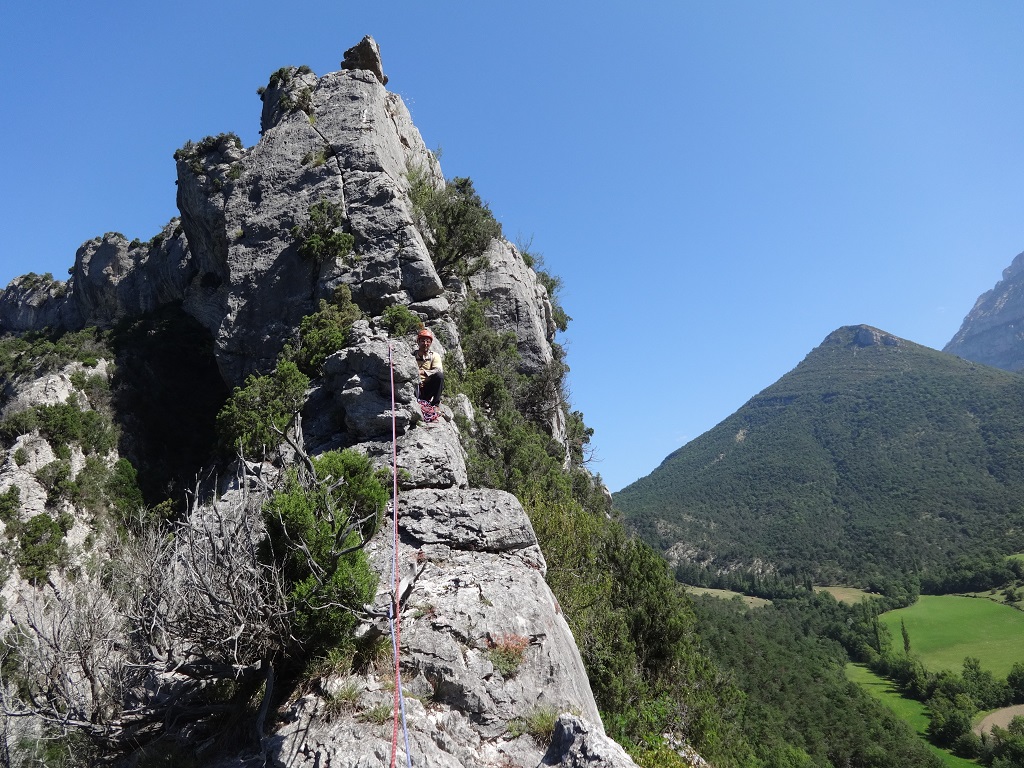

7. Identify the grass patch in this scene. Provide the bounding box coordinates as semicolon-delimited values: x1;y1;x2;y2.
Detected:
684;586;770;608
846;663;978;768
880;595;1024;677
508;706;559;746
813;585;880;604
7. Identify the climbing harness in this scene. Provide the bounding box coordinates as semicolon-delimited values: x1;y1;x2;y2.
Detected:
387;342;414;768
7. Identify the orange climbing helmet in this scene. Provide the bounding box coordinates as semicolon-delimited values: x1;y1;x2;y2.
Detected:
416;328;434;341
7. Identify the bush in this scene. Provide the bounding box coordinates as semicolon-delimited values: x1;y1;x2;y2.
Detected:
381;304;422;337
486;633;530;677
14;512;70;583
74;456;110;513
173;132;242;162
289;285;362;376
264;449;386;655
406;167;501;277
37;460;75;507
107;459;145;521
508;706;559;745
0;486;20;525
291;200;354;264
216;360;309;459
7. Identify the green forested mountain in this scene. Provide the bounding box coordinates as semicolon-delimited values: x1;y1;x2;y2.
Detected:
615;325;1024;586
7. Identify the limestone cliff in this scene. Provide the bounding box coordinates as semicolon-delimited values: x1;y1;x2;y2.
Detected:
944;250;1024;370
0;37;637;768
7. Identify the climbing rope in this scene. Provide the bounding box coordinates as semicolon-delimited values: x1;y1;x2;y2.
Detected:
387;341;413;768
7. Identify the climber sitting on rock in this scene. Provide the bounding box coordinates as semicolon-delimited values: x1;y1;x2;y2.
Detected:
414;327;444;407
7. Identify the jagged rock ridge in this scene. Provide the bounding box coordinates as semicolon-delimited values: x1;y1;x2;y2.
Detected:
0;37;638;768
944;249;1024;371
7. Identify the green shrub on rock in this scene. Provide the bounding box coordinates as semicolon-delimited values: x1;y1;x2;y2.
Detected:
381;304;422;337
264;449;386;655
14;512;71;583
406;167;501;278
292;200;354;264
289;285;362;376
216;360;309;459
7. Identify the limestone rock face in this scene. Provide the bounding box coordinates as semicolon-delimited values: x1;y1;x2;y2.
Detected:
830;325;901;348
71;224;195;326
0;222;191;335
267;484;608;768
944;251;1024;370
0;274;80;333
177;62;444;386
469;239;557;376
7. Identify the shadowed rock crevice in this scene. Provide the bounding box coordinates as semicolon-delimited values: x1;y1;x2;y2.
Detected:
108;303;229;508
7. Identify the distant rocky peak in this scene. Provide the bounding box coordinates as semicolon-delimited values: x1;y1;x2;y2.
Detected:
823;324;901;349
944;250;1024;372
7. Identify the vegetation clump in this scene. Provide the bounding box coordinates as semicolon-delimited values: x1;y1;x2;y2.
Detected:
258;65;313;98
291;200;355;264
407;164;502;277
508;706;560;746
264;448;386;656
216;359;309;459
0;327;109;380
10;512;72;583
380;304;422;337
0;400;117;457
301;145;337;167
286;285;362;376
486;633;530;677
518;238;571;333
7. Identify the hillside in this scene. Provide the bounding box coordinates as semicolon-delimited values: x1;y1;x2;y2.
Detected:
615;324;1024;586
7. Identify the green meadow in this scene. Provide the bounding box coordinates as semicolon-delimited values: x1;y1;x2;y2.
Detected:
813;585;878;604
880;595;1024;677
846;663;978;768
684;586;771;608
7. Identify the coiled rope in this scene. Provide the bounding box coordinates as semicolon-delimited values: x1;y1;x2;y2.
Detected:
387;341;413;768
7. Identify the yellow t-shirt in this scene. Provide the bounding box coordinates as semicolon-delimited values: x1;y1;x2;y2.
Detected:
416;349;443;383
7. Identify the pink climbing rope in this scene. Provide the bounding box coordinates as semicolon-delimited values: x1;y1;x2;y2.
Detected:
387;342;412;767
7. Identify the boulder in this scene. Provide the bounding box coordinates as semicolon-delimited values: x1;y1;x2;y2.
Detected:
542;715;640;767
340;35;388;86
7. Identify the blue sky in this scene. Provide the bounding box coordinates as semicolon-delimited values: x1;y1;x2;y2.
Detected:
2;2;1023;491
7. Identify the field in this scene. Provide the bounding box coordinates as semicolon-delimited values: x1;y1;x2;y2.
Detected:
813;585;878;604
880;595;1024;677
846;663;978;768
684;586;771;608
